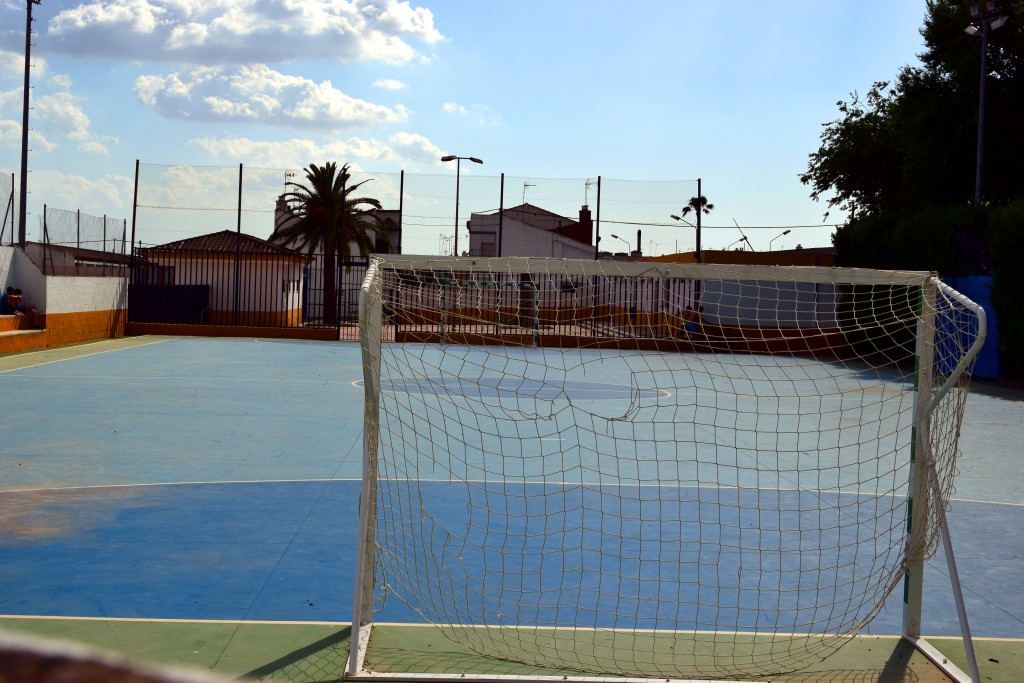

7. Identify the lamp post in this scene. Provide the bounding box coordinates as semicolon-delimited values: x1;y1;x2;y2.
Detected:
440;155;483;256
609;234;631;253
770;229;791;252
670;214;697;261
725;236;749;251
965;3;1008;204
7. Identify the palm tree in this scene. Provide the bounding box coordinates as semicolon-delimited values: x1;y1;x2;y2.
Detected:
680;194;713;263
274;162;390;326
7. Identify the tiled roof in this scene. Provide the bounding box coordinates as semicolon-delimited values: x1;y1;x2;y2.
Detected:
147;230;301;256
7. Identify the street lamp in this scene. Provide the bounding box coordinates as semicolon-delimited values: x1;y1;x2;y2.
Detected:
609;234;631;253
725;236;749;251
770;229;791;251
441;155;483;256
670;214;699;262
965;3;1009;204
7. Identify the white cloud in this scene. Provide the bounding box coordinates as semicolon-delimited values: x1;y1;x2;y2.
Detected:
388;131;442;163
442;102;499;126
0;117;58;153
0;118;21;150
135;64;409;128
470;104;501;127
44;0;443;65
373;78;407;90
29;128;59;153
48;74;73;90
35;91;93;140
0;87;21;115
189;130;443;169
30;169;133;214
78;140;110;155
0;49;46;82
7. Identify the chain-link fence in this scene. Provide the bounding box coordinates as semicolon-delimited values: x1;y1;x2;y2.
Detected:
29;206;130;276
123;162;701;330
0;171;15;247
131;162;698;259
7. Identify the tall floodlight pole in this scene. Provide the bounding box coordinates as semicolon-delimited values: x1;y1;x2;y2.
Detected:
19;0;41;247
441;155;483;256
965;4;1008;204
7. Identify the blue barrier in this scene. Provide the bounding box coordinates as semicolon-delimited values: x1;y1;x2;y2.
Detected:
941;276;1000;380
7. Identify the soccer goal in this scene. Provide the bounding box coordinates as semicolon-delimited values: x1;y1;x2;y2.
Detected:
348;256;986;682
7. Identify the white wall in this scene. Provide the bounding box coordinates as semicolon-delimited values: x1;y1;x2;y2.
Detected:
2;245;126;315
148;256;304;312
469;214;592;259
7;246;47;311
46;276;127;314
0;245;11;291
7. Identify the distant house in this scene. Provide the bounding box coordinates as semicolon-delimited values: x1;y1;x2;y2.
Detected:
139;230;306;326
467;204;594;258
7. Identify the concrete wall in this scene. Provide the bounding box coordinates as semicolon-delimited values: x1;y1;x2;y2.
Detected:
1;245;127;355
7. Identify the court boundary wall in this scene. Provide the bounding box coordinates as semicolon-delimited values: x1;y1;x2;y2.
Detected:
1;245;128;355
2;245;344;354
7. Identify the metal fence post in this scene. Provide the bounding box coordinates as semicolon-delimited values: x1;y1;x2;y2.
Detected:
234;163;243;326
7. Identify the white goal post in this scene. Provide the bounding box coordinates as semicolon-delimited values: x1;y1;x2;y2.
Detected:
348;256;986;682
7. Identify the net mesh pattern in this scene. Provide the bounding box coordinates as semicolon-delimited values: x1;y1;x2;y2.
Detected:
356;257;982;680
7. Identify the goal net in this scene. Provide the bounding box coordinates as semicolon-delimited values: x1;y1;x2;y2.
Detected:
349;256;986;681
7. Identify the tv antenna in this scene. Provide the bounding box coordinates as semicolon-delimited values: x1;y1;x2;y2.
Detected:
522;182;535;205
733;219;756;251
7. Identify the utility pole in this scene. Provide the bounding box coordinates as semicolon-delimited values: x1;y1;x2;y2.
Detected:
19;0;41;247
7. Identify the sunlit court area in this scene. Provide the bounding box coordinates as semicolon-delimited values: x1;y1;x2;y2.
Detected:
0;258;1022;683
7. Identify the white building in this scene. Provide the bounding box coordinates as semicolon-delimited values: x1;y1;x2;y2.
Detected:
467;204;595;258
140;230;306;326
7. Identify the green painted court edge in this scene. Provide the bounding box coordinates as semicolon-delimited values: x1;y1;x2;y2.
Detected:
0;335;177;372
2;619;1022;683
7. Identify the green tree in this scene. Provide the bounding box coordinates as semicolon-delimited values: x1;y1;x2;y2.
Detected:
680;195;714;261
802;0;1024;378
990;199;1024;377
802;1;1024;216
679;195;714;219
274;162;390;326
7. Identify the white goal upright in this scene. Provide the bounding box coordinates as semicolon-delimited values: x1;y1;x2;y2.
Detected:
348;256;986;682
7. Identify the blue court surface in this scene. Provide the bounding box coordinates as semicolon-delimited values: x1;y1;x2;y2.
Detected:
0;336;1022;668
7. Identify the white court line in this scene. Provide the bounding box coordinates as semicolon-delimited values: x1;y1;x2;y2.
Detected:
2;614;1021;642
0;478;361;495
0;336;171;374
3;477;1016;508
4;374;346;384
0;614;347;626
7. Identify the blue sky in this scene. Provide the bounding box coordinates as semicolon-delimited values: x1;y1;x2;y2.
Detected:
0;0;930;255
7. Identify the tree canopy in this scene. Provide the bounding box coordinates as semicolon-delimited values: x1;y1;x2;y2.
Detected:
801;0;1024;218
274;162;390;326
801;0;1024;378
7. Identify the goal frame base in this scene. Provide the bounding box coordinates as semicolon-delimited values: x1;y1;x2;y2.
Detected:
344;625;975;683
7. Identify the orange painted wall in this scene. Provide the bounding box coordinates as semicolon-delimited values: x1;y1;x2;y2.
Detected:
207;308;304;326
123;322;338;341
0;309;126;356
